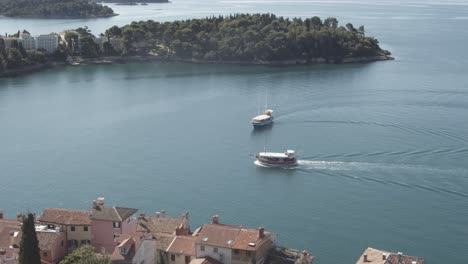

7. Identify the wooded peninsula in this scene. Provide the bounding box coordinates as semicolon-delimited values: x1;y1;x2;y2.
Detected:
0;14;393;78
106;14;392;63
0;0;115;18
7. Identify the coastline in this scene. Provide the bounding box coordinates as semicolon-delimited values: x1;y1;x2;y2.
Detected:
80;53;394;65
1;13;118;19
0;54;393;79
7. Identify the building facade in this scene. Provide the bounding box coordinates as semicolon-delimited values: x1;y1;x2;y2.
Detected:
35;34;59;53
38;208;92;253
90;198;138;254
19;33;36;50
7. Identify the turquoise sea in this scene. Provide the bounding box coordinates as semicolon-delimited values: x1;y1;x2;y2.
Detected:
1;0;468;263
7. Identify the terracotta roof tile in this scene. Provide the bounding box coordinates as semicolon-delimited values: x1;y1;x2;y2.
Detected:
38;208;91;226
195;224;241;248
0;219;22;249
137;215;189;234
386;253;424;264
232;229;272;251
166;236;196;256
91;206;137;222
155;234;176;251
355;248;424;264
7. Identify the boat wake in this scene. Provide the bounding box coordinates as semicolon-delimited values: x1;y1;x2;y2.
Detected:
296;159;468;199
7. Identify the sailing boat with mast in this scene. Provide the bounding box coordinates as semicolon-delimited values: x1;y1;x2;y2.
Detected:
251;87;274;128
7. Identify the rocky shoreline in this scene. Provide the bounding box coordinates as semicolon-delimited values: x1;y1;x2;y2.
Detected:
1;54;393;79
79;53;394;65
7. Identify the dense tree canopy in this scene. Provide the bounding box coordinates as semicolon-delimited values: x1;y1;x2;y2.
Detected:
19;213;41;264
112;14;389;62
60;245;111;264
0;0;115;18
0;39;49;74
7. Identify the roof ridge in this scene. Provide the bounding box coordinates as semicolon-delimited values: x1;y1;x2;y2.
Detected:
113;207;123;222
166;236;177;252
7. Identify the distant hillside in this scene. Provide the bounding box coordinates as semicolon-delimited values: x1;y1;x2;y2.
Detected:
0;0;116;18
96;0;169;3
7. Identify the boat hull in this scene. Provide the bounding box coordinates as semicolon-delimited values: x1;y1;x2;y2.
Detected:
255;159;297;167
252;117;274;128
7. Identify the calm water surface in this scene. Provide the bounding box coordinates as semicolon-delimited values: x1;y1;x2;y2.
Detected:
1;1;468;263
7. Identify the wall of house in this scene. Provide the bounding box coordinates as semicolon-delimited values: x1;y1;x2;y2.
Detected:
196;245;232;264
232;250;255;264
168;253;193;264
122;216;137;235
254;239;274;264
40;249;52;264
66;225;92;248
91;219;121;254
51;232;67;264
133;239;157;264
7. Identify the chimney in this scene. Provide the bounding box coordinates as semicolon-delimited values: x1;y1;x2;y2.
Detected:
212;215;219;224
382;254;387;260
258;227;265;239
16;212;23;222
397;252;403;263
97;197;105;206
156;212;160;218
92;200;98;209
138;213;145;220
302;250;308;257
161;210;166;218
363;254;368;262
0;211;3;219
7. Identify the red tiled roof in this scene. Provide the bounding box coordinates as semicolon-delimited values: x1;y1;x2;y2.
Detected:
155;234;176;251
195;224;241;248
231;229;272;251
111;234;140;263
195;223;273;251
0;219;22;249
166;236;196;256
137;214;189;234
386;253;424;264
91;206;137;222
355;248;424;264
38;208;91;226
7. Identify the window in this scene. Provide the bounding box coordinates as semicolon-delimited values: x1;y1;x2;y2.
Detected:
234;249;239;255
213;247;218;253
200;246;205;251
71;226;75;232
43;251;48;257
185;256;191;264
84;226;88;232
81;240;90;246
47;224;55;230
246;251;252;257
171;254;175;261
113;222;121;228
120;247;127;255
61;240;64;247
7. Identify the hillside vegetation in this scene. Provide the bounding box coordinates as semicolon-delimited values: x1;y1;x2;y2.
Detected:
0;0;115;18
107;14;390;63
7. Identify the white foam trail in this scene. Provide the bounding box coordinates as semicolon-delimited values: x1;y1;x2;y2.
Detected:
297;160;467;174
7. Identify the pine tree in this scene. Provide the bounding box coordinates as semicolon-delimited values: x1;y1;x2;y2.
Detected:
19;213;41;264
